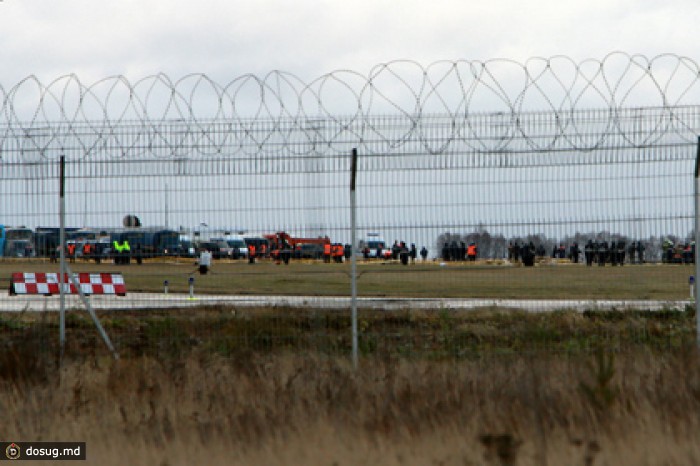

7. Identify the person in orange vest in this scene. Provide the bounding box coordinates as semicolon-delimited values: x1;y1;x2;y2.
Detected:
248;244;256;264
82;242;93;262
323;242;332;263
66;242;76;263
467;242;477;262
260;243;267;259
333;243;344;263
271;246;281;265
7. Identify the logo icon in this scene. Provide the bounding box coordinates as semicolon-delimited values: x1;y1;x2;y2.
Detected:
5;442;20;460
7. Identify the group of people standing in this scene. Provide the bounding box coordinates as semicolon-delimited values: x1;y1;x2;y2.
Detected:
508;242;545;266
506;240;647;266
661;240;694;264
362;241;430;265
582;240;643;266
323;243;350;263
440;241;478;262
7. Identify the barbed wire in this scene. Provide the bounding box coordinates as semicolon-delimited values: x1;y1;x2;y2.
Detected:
1;52;699;161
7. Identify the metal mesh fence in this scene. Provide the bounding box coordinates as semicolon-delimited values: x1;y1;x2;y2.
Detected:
1;53;699;358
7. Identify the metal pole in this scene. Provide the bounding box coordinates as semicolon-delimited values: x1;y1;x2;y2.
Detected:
165;182;169;229
59;156;66;361
66;266;119;359
65;265;119;359
695;136;700;349
58;156;119;360
350;148;358;368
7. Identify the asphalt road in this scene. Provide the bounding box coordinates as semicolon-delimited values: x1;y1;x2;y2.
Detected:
0;291;691;312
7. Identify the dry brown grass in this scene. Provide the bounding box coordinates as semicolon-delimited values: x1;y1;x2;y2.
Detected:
0;259;694;299
1;346;699;466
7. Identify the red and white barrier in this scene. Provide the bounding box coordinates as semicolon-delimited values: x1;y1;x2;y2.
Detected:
9;272;127;296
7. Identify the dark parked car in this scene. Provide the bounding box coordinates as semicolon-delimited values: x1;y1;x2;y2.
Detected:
197;240;232;259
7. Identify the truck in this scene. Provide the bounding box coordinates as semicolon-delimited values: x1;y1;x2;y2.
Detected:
263;231;331;260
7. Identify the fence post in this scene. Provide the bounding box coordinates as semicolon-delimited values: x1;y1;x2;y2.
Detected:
695;136;700;349
57;156;119;360
59;156;66;362
350;148;358;368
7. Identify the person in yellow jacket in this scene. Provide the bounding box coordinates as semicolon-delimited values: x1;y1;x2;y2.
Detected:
112;240;131;265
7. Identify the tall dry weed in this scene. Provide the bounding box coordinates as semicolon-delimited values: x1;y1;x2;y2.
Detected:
0;347;699;465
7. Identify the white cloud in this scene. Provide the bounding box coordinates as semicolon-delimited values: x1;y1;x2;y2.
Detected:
0;0;698;97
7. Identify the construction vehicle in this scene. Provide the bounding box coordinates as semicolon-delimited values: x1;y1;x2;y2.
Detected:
263;231;331;260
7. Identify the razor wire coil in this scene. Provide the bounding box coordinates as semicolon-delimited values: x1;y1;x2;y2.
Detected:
0;52;699;162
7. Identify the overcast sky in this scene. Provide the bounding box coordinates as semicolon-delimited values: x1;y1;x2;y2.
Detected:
1;0;698;86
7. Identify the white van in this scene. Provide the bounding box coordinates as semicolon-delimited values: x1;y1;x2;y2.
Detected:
360;233;390;259
223;234;248;259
